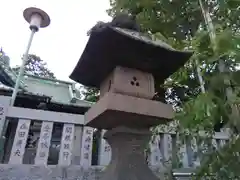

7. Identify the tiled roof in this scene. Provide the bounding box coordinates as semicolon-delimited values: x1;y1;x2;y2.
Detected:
0;81;50;100
0;82;14;91
0;60;25;89
0;61;92;108
22;74;92;107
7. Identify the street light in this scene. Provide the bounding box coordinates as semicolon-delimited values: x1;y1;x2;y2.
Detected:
0;7;50;160
10;7;51;106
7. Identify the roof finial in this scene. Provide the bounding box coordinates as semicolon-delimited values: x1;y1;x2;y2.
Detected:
0;48;10;66
0;47;4;56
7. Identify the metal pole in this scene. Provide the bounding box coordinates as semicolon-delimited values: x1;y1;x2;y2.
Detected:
10;29;36;106
0;29;36;161
0;6;50;162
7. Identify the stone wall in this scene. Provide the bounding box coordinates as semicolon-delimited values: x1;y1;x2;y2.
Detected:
0;165;167;180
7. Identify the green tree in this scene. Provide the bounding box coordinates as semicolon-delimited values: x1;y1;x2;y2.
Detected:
12;54;56;79
82;87;99;102
108;0;240;179
0;48;10;66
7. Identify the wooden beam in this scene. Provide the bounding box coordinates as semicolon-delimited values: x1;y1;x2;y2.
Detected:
7;107;85;125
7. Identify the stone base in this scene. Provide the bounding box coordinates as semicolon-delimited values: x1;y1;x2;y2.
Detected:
0;164;195;179
85;92;173;129
99;126;159;180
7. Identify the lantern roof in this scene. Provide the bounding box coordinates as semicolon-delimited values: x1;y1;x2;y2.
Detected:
70;26;193;87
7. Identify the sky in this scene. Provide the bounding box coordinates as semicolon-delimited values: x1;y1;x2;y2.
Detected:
0;0;111;81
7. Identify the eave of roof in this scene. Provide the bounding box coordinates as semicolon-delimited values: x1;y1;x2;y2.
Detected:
0;62;93;109
0;62;26;89
23;74;74;85
0;83;91;112
0;82;51;102
22;74;93;108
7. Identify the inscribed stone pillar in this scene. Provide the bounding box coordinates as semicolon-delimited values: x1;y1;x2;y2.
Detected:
98;130;111;166
0;96;11;161
72;125;83;165
149;135;162;167
35;121;54;165
80;126;94;168
9;119;31;164
58;123;75;166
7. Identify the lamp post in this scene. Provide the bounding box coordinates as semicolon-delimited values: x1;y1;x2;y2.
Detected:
10;7;51;106
0;7;50;160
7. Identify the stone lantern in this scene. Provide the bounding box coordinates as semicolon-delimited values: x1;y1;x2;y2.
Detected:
70;20;192;179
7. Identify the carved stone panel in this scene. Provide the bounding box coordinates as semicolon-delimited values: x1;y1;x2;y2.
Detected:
100;66;155;99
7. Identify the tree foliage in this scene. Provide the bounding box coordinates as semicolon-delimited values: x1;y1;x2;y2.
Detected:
0;48;10;66
12;54;56;79
108;0;240;178
82;87;99;102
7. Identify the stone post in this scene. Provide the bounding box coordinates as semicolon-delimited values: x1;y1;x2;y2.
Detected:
100;127;158;180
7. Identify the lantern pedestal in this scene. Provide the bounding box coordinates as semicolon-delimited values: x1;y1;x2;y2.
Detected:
99;126;159;180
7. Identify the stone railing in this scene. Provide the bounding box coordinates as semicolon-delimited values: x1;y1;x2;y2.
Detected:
0;164;197;180
0;96;93;167
0;96;230;179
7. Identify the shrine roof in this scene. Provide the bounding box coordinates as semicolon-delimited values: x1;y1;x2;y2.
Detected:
0;61;25;89
0;62;92;108
0;81;51;103
21;74;92;108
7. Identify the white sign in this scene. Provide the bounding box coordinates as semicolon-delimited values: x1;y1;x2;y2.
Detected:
80;126;93;168
9;119;31;164
35;121;53;165
0;105;5;121
98;130;111;166
0;101;8;136
149;135;162;166
58;123;75;166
